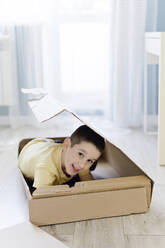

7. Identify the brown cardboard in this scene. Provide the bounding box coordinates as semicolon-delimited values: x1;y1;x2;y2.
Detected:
19;90;154;226
32;175;151;207
30;187;148;226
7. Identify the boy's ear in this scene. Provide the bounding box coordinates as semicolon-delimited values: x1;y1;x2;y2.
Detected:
63;137;71;148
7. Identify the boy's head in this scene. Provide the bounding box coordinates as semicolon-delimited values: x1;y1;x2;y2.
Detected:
62;125;105;176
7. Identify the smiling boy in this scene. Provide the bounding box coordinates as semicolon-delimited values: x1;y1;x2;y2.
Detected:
18;125;105;188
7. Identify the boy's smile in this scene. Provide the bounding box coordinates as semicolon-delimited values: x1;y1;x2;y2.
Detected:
61;138;101;176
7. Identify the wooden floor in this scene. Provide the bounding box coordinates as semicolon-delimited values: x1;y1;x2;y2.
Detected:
0;124;165;248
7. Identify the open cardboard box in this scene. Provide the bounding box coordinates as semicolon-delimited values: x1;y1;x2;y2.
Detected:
19;91;154;226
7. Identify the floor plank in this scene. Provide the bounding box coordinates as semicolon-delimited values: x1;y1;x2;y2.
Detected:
126;235;165;248
72;218;125;248
42;222;76;247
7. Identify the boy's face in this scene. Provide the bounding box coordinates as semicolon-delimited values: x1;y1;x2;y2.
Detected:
62;138;101;176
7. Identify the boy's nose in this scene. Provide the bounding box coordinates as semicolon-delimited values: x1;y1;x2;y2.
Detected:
78;160;86;169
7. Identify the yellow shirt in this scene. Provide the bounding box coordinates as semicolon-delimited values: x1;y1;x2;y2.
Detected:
18;138;89;188
18;138;73;188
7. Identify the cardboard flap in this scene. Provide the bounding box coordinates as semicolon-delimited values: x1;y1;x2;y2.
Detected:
0;222;69;248
28;95;67;122
32;176;151;206
23;89;102;137
32;185;70;198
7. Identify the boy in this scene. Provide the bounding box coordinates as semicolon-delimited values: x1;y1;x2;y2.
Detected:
18;125;105;189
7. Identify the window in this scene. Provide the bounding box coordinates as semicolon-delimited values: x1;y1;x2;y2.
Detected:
57;0;110;115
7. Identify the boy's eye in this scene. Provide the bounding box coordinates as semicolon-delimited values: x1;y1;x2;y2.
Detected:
78;152;84;157
88;159;93;164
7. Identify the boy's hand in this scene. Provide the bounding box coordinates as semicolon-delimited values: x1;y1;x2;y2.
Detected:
79;172;94;181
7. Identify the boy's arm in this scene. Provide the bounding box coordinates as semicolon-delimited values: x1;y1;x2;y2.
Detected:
79;171;94;181
34;167;56;188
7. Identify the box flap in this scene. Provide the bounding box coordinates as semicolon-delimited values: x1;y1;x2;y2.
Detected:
0;222;69;248
32;175;151;207
22;88;154;181
28;95;68;123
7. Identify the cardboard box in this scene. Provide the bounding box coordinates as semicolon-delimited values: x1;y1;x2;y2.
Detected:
19;91;154;226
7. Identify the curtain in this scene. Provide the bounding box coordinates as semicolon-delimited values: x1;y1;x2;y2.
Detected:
0;25;43;128
105;0;147;128
0;1;152;129
0;33;13;106
144;0;159;133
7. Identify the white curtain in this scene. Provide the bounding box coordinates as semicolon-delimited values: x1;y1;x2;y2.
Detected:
0;25;43;128
0;33;13;105
144;0;159;133
0;0;149;129
105;0;147;128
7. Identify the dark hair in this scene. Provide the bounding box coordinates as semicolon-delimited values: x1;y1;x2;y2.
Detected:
71;125;105;154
